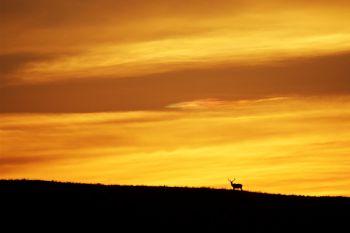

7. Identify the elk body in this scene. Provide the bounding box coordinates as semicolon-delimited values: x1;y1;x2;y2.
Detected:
228;178;243;191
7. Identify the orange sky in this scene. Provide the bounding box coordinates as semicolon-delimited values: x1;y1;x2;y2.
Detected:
1;0;350;196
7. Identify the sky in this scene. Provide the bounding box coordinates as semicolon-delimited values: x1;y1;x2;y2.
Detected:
1;0;350;196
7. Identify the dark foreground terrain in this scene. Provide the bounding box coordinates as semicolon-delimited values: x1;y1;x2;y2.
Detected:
1;180;349;232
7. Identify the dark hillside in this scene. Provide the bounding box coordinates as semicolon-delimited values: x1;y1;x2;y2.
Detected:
1;180;349;232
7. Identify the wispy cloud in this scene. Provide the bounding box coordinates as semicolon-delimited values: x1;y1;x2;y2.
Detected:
1;52;350;112
1;0;350;84
166;97;291;110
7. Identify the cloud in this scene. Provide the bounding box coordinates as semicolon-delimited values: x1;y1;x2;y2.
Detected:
1;52;350;112
0;52;70;86
1;0;350;84
166;97;291;110
0;53;41;74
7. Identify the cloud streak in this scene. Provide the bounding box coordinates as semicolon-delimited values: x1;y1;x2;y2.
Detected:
1;52;350;112
1;0;350;84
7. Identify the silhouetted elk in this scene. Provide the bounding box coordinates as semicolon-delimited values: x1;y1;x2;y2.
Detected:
228;178;243;191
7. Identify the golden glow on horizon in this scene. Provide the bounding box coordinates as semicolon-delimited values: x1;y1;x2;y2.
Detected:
1;96;350;196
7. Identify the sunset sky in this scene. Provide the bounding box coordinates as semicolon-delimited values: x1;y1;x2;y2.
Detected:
1;0;350;196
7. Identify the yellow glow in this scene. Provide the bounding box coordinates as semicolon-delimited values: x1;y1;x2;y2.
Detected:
1;96;350;196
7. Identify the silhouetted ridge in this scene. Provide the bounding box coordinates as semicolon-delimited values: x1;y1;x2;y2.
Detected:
1;180;349;232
